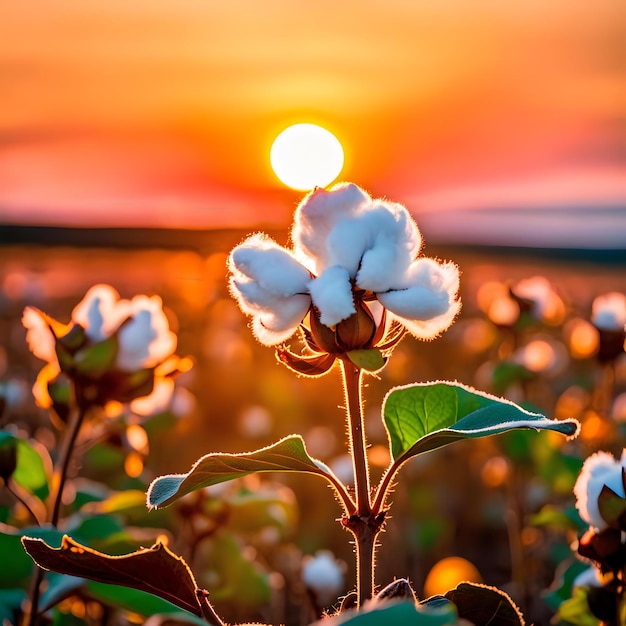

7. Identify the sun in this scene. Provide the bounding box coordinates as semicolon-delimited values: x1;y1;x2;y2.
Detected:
270;123;344;191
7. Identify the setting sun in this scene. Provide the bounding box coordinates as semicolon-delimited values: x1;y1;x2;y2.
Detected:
270;123;344;191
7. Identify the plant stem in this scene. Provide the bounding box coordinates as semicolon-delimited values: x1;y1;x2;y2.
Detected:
5;481;41;526
341;360;371;516
49;400;88;527
26;398;88;625
196;589;226;626
340;358;383;607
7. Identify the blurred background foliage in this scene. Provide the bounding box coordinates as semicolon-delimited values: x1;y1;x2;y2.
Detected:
1;230;625;625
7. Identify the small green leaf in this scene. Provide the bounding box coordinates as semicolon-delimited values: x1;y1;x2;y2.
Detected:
311;600;458;625
147;435;344;509
444;582;525;625
598;484;626;527
22;535;202;617
383;381;579;463
75;336;118;376
347;349;386;372
0;433;50;500
529;505;585;532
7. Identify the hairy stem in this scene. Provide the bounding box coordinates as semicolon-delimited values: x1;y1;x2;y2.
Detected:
341;360;371;516
340;358;382;607
26;398;88;625
196;589;226;626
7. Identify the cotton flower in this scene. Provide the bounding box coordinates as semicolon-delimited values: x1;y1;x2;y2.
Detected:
302;550;345;605
573;450;626;530
228;183;460;368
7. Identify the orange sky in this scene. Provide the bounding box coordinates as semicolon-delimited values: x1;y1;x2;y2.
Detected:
1;0;624;240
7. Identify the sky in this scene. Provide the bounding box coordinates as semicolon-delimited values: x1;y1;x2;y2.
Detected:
1;0;624;246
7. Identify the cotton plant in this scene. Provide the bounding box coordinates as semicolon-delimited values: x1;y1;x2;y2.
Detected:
15;285;188;625
22;184;580;626
553;449;626;626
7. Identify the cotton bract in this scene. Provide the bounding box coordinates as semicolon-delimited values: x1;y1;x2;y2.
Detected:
229;183;460;348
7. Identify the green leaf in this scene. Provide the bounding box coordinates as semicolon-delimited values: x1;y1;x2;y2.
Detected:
21;535;202;617
553;587;600;626
0;434;50;500
39;573;84;613
383;381;579;464
0;527;63;588
75;336;118;376
205;532;270;606
543;559;589;611
147;435;343;509
529;505;585;533
444;582;525;626
0;588;26;623
598;484;626;527
347;349;386;372
85;580;206;620
311;600;458;625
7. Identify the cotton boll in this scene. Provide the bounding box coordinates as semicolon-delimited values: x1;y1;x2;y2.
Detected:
573;566;604;589
293;183;371;272
592;292;626;331
230;234;312;295
302;550;345;605
378;286;451;321
573;450;625;530
251;294;312;345
71;284;122;342
117;297;176;370
308;266;355;327
393;299;462;340
22;307;57;363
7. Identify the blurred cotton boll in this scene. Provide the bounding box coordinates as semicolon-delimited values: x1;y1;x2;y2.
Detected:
573;450;626;530
22;284;186;411
512;276;565;324
302;550;346;606
592;292;626;331
22;307;58;363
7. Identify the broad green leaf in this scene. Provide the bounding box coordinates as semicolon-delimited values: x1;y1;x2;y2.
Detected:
311;600;457;625
0;527;63;587
444;582;524;626
147;435;343;509
0;432;50;500
383;381;579;464
22;535;202;617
